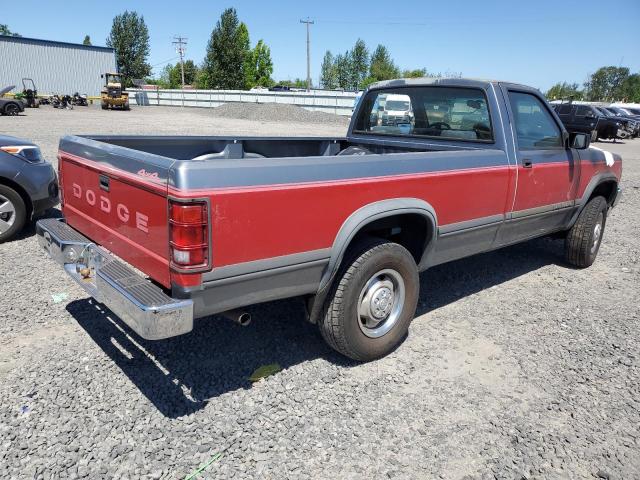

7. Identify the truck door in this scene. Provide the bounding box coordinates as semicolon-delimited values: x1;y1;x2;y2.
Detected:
497;89;580;245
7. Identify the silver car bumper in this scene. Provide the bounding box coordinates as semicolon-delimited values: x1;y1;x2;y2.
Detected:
35;218;193;340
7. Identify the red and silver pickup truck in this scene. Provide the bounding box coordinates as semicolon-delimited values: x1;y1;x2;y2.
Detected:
36;78;622;361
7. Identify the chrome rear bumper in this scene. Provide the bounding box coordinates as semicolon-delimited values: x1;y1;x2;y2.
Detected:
36;218;193;340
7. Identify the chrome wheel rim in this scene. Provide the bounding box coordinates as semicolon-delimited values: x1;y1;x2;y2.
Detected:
357;268;405;338
591;212;603;254
0;194;17;234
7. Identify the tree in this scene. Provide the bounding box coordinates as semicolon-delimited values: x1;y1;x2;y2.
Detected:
106;11;151;87
334;52;353;90
619;74;640;103
320;51;338;89
169;60;198;88
0;24;20;36
402;68;427;78
546;82;583;101
369;44;399;82
584;66;629;101
202;8;248;89
246;40;273;88
82;35;92;46
350;39;369;89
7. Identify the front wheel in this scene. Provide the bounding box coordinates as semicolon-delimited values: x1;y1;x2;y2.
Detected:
4;103;20;116
565;196;608;268
591;129;598;143
0;185;27;243
319;239;419;361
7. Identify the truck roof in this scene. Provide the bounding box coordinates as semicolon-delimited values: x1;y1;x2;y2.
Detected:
368;77;537;93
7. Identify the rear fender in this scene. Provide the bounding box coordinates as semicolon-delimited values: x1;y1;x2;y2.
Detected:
307;198;437;323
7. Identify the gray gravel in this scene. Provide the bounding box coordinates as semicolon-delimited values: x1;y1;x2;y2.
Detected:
209;102;351;125
1;105;639;479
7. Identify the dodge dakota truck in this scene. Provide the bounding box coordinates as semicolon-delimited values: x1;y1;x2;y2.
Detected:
36;78;622;361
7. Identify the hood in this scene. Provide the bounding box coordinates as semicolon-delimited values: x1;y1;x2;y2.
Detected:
0;135;37;147
0;85;16;96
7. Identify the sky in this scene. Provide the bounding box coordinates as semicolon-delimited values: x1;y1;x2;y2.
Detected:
2;0;639;91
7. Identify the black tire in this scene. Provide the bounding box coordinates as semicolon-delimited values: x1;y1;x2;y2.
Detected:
591;129;598;143
101;104;108;110
0;184;27;243
4;103;20;116
319;238;419;361
565;196;608;268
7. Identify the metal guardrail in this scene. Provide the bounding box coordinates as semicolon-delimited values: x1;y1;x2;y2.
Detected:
127;88;359;116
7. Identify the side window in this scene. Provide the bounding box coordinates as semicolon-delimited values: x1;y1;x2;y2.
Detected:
508;92;563;149
575;105;590;116
557;104;572;115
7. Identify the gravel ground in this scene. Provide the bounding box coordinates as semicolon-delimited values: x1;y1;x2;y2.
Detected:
0;106;638;479
209;103;351;125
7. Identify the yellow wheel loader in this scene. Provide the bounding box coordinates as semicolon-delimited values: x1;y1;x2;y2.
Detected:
100;73;130;111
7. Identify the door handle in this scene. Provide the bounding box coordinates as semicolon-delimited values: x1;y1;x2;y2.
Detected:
523;159;533;168
99;174;110;192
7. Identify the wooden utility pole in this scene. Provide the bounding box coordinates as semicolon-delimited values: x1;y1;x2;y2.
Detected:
299;18;314;91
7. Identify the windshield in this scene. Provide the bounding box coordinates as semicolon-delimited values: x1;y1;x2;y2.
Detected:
596;108;611;116
106;74;122;84
385;100;411;111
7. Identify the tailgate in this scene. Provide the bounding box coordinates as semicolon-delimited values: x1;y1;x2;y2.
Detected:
58;136;174;288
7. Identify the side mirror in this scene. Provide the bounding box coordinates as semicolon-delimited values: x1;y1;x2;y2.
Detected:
570;132;590;150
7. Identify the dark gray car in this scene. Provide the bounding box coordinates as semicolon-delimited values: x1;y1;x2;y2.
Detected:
0;85;26;116
0;135;58;242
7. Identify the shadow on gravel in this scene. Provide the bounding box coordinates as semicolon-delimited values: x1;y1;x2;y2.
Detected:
65;235;566;418
11;207;62;242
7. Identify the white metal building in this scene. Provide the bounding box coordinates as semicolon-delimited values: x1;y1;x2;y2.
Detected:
0;35;116;96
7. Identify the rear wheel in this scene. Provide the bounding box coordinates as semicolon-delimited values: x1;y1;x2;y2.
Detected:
319;239;419;361
0;185;27;243
590;129;598;143
565;196;608;268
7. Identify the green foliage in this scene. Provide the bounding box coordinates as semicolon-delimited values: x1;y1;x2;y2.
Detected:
277;79;307;88
369;44;400;83
619;74;640;103
82;35;91;46
202;8;249;89
154;61;199;89
0;24;20;36
106;11;151;87
247;40;274;88
546;82;583;101
402;68;427;78
350;39;369;89
320;51;338;90
584;66;630;101
334;52;352;90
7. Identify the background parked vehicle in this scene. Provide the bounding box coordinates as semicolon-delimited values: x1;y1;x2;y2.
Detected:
0;135;58;242
21;78;39;108
595;107;639;138
553;103;620;141
0;85;26;116
100;72;130;110
71;92;88;107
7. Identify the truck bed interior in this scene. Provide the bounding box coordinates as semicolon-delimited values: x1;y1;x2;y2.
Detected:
82;135;468;161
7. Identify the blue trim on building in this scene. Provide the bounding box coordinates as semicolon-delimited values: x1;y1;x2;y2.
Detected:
0;34;114;53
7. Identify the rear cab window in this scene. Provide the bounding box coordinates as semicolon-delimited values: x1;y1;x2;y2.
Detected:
353;86;494;142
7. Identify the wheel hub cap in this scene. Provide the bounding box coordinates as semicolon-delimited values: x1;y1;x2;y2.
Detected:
0;195;16;234
357;269;405;338
591;213;603;254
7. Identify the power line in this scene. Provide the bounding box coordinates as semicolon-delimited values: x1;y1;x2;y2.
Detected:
300;18;314;91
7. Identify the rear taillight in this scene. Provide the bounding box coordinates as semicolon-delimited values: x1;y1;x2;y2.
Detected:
169;199;210;271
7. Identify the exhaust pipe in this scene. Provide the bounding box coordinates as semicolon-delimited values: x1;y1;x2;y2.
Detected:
221;309;252;327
